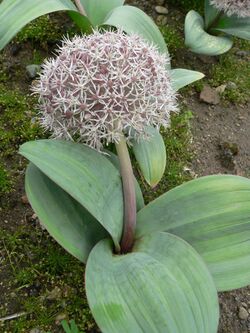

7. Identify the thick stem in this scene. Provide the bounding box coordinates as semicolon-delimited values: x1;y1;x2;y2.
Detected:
74;0;87;16
115;135;136;253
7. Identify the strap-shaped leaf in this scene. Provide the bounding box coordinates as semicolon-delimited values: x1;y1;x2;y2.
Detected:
170;68;205;91
204;0;220;29
103;5;169;58
213;16;250;40
0;0;78;51
132;126;166;188
20;140;123;251
136;175;250;291
86;232;219;333
26;163;108;263
80;0;125;27
106;150;145;211
185;10;233;55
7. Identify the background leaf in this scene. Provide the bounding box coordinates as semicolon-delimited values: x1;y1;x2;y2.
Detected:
20;140;123;251
80;0;125;27
25;163;108;263
86;232;219;333
184;10;233;55
136;175;250;291
213;16;250;40
170;68;205;91
0;0;77;51
204;0;220;29
103;5;169;58
132;127;166;188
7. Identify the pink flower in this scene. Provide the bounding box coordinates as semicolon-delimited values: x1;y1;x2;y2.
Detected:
33;30;177;150
210;0;250;18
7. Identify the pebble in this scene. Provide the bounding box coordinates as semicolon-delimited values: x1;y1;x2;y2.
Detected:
155;6;168;14
226;81;237;90
238;306;249;320
26;64;41;79
55;313;67;325
156;15;168;25
200;85;220;105
21;195;29;204
216;84;227;94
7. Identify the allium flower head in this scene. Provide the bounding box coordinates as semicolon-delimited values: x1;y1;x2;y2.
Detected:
210;0;250;17
33;30;177;150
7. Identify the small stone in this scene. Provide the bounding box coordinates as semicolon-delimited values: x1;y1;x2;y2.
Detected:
155;6;168;14
46;286;62;300
30;329;43;333
200;85;220;105
216;84;227;94
21;195;29;204
226;81;237;90
9;43;21;56
156;15;168;25
236;50;250;58
238;306;249;320
55;313;67;325
26;64;41;79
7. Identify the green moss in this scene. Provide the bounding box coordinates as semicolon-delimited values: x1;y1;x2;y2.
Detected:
160;25;183;55
0;85;43;158
15;15;62;44
0;163;12;195
139;108;193;204
209;43;250;104
0;227;96;332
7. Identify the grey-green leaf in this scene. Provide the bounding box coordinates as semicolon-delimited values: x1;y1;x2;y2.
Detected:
26;163;108;263
132;127;166;188
80;0;124;27
170;68;205;91
86;232;219;333
105;150;145;211
0;0;77;51
103;5;169;58
204;0;220;29
136;175;250;291
19;140;123;251
213;15;250;40
185;10;233;55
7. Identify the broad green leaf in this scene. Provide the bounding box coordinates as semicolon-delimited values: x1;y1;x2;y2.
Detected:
0;0;77;51
136;175;250;291
19;140;123;251
80;0;125;27
132;127;166;188
25;163;108;263
204;0;220;29
68;11;92;33
213;15;250;40
103;5;169;58
185;10;233;55
86;232;219;333
170;68;205;91
106;150;145;211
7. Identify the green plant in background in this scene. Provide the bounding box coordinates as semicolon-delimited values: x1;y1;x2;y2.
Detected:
185;0;250;55
17;25;250;333
47;319;84;333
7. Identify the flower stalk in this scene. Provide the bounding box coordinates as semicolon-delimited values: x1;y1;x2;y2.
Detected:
74;0;87;16
115;135;136;253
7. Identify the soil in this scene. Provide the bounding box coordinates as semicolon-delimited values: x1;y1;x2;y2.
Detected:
0;0;250;332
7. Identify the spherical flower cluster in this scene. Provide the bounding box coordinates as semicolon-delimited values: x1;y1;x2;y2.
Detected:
210;0;250;18
33;30;177;150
